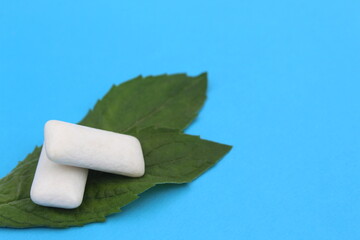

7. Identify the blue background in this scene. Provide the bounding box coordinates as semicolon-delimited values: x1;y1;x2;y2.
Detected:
0;0;360;239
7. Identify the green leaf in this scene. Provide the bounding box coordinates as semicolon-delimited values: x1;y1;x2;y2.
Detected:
0;128;231;228
80;73;207;132
0;73;231;228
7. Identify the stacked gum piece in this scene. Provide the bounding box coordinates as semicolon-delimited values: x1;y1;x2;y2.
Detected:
30;120;145;209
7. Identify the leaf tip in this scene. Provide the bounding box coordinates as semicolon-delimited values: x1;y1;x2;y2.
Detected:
199;72;208;78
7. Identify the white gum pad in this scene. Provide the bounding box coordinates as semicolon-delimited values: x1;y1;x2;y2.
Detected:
30;144;88;209
44;120;145;177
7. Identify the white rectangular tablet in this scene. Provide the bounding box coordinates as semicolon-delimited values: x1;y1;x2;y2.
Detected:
30;145;88;209
44;120;145;177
